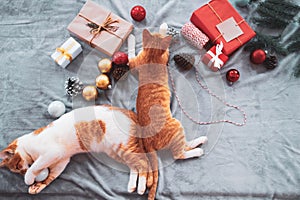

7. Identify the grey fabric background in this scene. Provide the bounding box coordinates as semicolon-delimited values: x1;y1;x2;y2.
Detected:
0;0;299;199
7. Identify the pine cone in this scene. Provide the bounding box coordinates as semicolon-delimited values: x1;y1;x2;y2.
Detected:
173;53;195;70
64;77;84;96
167;27;179;37
112;64;129;81
263;55;278;69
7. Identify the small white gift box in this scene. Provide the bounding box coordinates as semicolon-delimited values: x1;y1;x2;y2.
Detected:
51;37;82;68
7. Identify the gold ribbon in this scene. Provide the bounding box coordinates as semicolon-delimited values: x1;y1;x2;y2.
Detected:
55;41;75;63
78;13;120;46
207;3;244;45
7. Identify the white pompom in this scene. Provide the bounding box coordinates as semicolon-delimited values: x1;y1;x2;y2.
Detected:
48;101;65;118
159;23;168;36
35;168;49;182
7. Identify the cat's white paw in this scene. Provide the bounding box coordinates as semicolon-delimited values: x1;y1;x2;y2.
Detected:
127;185;136;193
25;171;35;186
183;148;204;159
187;136;208;149
127;170;138;193
199;136;208;144
137;176;147;195
194;148;204;157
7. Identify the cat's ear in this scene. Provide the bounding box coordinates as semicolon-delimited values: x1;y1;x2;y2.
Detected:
0;148;14;167
161;35;172;50
142;29;152;43
0;148;14;159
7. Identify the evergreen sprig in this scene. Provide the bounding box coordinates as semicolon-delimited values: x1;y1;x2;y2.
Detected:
256;4;296;20
284;27;300;53
261;1;299;16
264;0;300;12
252;17;289;29
294;64;300;77
253;0;300;29
287;40;300;53
246;0;300;77
244;32;288;56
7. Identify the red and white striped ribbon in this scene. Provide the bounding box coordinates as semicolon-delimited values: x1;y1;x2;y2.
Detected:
168;63;247;126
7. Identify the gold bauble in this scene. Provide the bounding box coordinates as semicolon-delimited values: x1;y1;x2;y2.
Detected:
95;74;111;90
98;58;112;73
82;85;98;101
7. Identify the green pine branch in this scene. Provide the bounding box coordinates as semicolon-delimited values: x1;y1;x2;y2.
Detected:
286;27;300;53
262;1;299;15
244;32;288;56
246;0;300;77
252;0;300;29
287;28;300;42
256;4;296;20
287;40;300;53
252;17;290;29
264;0;300;12
294;64;300;77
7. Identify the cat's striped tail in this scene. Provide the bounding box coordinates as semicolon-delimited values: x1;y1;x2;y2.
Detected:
147;151;158;200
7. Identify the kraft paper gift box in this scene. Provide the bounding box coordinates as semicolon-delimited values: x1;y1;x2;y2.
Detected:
51;37;82;68
191;0;256;55
67;0;133;57
202;42;229;71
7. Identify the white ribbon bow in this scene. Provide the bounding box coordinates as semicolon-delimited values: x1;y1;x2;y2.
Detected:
207;41;224;69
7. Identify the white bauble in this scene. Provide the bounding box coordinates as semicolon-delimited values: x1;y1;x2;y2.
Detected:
48;101;65;118
35;168;49;182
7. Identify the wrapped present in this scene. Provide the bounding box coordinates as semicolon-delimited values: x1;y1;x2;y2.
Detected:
181;22;209;50
202;42;228;71
191;0;256;55
67;0;133;56
51;37;82;68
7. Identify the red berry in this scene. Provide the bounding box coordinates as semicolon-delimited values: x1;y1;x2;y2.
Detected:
131;5;146;22
112;51;129;65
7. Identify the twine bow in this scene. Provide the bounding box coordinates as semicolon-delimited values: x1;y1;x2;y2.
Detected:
207;3;244;45
79;13;119;46
207;42;224;69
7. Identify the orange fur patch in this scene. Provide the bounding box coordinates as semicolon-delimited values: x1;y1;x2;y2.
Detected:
106;105;138;123
98;120;106;134
0;140;26;175
33;123;54;135
33;126;47;135
8;140;17;151
75;120;106;151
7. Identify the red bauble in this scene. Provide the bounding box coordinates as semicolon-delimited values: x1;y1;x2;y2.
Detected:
131;5;146;22
250;49;266;64
112;51;129;65
226;69;240;83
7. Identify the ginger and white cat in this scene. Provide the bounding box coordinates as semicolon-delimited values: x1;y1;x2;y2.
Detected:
129;29;208;200
0;105;152;196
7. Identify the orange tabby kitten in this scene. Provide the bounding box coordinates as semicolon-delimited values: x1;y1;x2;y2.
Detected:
0;105;152;196
129;29;208;200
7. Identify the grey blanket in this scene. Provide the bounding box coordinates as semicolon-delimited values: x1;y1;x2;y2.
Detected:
1;0;300;199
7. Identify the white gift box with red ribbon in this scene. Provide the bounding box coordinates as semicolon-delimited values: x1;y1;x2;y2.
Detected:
202;42;229;71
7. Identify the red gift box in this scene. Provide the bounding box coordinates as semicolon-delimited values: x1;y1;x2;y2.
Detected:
191;0;256;55
202;42;229;71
